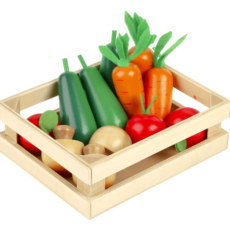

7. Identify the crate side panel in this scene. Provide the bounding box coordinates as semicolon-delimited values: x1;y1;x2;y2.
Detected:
0;103;91;184
0;132;91;219
90;130;229;218
91;101;230;184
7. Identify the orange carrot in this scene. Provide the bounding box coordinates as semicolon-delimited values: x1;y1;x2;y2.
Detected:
112;63;144;117
145;32;187;120
99;31;155;118
145;68;173;120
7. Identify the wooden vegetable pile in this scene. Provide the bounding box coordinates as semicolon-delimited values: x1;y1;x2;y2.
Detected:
18;11;207;189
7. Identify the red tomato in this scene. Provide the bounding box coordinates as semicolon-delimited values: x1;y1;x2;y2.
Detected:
19;114;59;155
166;107;206;148
125;115;167;143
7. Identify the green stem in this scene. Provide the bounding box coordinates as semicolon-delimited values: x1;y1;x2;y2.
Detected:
111;30;117;45
139;94;157;115
146;96;157;114
140;94;146;114
62;58;69;72
78;55;88;69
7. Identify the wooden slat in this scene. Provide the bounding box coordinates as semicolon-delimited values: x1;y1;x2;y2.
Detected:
5;97;20;142
77;178;105;197
207;123;222;138
90;129;229;218
1;63;227;111
90;100;230;184
0;62;101;110
76;155;106;196
166;65;228;107
0;132;91;219
0;102;92;184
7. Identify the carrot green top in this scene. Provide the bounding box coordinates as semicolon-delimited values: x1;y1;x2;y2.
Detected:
153;31;187;68
99;30;156;68
125;11;154;47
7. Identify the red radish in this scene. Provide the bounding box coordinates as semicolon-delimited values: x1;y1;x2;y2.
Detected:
19;114;59;155
166;107;207;151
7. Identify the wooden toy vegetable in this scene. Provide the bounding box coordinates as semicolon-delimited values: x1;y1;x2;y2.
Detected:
78;55;128;129
19;113;59;155
125;11;156;75
166;107;207;152
99;30;119;94
59;58;97;145
42;124;84;177
89;126;132;154
145;32;187;121
99;31;155;117
125;95;167;143
72;144;116;188
83;143;106;155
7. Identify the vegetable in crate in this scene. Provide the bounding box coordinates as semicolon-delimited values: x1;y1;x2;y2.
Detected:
19;113;60;155
125;11;156;75
125;94;167;143
99;31;155;118
78;55;128;129
89;126;132;154
41;122;84;177
145;32;187;121
99;30;119;94
59;58;97;145
166;107;207;152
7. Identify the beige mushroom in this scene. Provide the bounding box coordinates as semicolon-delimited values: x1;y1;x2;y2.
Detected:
41;125;84;177
89;126;132;154
83;143;106;155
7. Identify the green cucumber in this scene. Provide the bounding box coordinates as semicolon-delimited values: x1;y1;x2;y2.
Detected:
78;55;128;129
58;58;97;145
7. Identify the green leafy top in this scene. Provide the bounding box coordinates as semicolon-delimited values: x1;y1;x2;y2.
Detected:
125;11;156;47
99;30;156;67
153;32;187;68
111;30;117;46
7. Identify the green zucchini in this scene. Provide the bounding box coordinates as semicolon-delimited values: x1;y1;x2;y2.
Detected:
58;58;97;145
78;55;128;129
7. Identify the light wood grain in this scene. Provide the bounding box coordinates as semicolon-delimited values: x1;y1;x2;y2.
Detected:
0;62;100;110
0;102;92;184
207;123;222;138
1;62;228;111
167;65;228;107
77;178;105;197
5;97;20;142
90;100;230;184
0;129;228;219
0;132;91;219
90;129;229;218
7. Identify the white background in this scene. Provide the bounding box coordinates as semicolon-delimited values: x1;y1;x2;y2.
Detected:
0;0;230;229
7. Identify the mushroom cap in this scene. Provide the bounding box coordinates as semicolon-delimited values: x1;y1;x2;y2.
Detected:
53;125;75;140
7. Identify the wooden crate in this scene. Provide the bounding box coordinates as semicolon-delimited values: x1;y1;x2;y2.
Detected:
0;62;229;219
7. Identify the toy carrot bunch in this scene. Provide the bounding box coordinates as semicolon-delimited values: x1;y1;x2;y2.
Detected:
145;31;187;121
125;11;156;75
99;30;156;118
